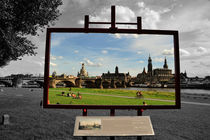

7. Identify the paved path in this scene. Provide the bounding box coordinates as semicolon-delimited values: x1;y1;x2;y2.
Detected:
79;92;175;103
181;101;210;106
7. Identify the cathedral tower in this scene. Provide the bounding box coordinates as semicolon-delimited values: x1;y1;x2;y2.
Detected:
115;66;119;75
163;57;168;69
147;54;152;76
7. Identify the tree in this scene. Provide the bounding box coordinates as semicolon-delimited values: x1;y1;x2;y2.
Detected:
0;0;62;67
12;75;23;87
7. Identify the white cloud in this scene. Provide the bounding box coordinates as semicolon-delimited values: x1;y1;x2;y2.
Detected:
138;60;144;63
63;62;70;64
51;40;61;47
97;58;104;61
154;57;164;62
196;47;207;54
113;34;139;39
162;48;174;55
116;6;136;22
137;51;142;54
130;35;173;57
51;55;63;60
137;2;161;29
32;60;44;67
50;62;57;67
114;34;121;39
74;50;79;53
137;2;145;8
58;56;63;59
51;55;56;60
106;47;123;51
101;50;108;54
81;5;136;29
83;58;102;67
160;2;210;33
180;49;190;57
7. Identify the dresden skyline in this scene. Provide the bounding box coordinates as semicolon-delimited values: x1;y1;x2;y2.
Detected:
49;33;174;77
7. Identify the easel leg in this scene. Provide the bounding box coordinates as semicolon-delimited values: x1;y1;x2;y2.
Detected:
83;108;87;116
110;109;115;140
137;109;143;140
83;109;87;140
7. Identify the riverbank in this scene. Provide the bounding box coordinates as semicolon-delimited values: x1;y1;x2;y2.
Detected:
0;88;210;140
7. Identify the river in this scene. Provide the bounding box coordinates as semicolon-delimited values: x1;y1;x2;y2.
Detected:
1;87;209;95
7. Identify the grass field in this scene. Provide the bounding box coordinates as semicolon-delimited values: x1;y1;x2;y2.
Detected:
49;88;175;105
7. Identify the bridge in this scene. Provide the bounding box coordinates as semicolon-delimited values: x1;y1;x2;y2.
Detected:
49;77;81;88
49;76;130;88
0;77;44;88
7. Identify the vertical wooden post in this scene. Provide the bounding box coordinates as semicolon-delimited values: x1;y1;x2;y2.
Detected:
111;6;116;29
137;109;143;140
137;108;142;116
83;109;87;116
110;109;115;116
110;109;115;140
83;109;87;140
84;15;89;29
137;17;142;31
44;29;51;107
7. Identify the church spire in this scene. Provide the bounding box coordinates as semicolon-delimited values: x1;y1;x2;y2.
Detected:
184;70;187;77
148;54;152;61
163;57;168;69
143;67;146;74
148;54;152;76
115;66;119;74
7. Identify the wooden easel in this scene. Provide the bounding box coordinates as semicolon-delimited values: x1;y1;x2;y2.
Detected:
82;5;143;140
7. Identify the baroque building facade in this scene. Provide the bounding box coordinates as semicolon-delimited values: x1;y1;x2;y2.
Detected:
136;55;174;86
77;63;88;78
102;66;131;83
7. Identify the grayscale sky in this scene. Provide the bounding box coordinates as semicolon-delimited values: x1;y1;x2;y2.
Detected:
1;0;210;77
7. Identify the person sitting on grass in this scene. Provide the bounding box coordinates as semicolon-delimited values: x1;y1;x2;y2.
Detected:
61;92;65;96
143;101;147;106
136;91;143;98
67;93;70;97
72;93;76;99
141;101;148;112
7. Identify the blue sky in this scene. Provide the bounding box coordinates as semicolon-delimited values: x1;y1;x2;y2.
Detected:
50;33;174;77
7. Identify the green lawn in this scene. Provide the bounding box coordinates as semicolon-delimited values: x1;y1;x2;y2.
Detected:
49;87;175;105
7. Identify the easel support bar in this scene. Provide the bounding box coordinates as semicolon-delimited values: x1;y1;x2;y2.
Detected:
111;6;116;29
84;6;142;31
84;15;89;29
